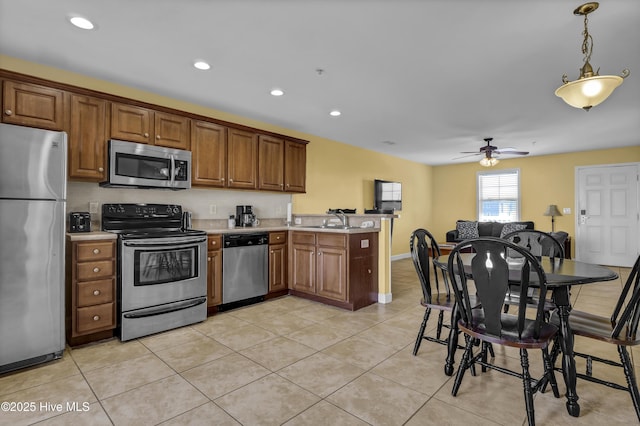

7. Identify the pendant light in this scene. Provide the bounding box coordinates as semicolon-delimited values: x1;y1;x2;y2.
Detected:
555;2;630;111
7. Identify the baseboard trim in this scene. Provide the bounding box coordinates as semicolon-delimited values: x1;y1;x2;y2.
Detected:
391;252;411;261
378;292;392;304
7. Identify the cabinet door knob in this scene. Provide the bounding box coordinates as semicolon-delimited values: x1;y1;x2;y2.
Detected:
207;257;211;261
156;135;161;139
4;109;12;116
92;315;100;321
211;241;217;246
221;177;225;182
93;248;100;254
98;167;104;172
93;267;100;273
270;250;274;254
93;290;101;296
229;178;233;183
367;269;372;274
144;132;149;137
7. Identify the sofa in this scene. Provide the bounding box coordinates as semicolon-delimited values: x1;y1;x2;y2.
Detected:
446;220;535;243
445;220;571;258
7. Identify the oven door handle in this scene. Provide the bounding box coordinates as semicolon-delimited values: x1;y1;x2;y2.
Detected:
123;297;207;319
123;236;207;247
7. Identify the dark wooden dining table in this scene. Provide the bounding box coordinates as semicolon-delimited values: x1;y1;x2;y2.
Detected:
433;253;618;418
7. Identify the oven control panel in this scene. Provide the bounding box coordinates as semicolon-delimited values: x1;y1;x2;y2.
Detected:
103;203;182;219
102;203;184;233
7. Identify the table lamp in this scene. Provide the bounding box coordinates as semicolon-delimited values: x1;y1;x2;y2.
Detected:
543;204;562;232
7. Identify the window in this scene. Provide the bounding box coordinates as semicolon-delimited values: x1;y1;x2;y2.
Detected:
477;169;520;222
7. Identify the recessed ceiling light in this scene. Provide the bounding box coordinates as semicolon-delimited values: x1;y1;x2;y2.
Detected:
193;61;210;70
270;88;284;96
69;16;95;30
329;110;341;117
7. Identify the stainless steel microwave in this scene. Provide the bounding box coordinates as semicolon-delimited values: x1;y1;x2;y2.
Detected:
100;140;191;190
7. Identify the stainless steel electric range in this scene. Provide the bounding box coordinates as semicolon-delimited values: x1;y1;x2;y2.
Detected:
102;203;207;341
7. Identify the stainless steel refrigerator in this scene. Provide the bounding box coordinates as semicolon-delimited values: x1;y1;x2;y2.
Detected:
0;123;67;374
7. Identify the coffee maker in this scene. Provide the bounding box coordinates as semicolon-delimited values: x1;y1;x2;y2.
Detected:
236;205;256;227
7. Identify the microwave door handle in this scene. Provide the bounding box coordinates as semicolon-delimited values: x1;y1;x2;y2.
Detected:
170;155;176;186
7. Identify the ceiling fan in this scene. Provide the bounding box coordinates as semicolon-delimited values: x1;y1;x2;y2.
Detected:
454;137;529;165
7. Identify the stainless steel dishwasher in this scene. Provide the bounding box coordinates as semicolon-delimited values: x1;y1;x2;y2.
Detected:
222;233;269;304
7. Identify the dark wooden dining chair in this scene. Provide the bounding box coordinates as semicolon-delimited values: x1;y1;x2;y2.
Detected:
501;229;563;314
448;237;560;426
549;254;640;421
410;228;455;355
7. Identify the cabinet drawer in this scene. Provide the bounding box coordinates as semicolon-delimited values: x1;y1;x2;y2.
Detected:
208;234;222;250
77;279;114;307
269;232;287;244
317;233;347;248
292;232;315;245
76;241;114;261
76;302;115;334
77;260;114;280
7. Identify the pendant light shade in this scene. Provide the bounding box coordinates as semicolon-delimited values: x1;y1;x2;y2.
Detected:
555;75;625;110
555;2;630;111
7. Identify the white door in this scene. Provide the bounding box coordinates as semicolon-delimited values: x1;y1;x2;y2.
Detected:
576;163;639;267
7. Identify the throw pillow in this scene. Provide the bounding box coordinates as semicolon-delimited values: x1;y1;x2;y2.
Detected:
500;222;528;238
457;221;479;239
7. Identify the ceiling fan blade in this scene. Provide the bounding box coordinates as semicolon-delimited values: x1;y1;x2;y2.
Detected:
452;153;481;160
459;151;481;154
494;150;529;155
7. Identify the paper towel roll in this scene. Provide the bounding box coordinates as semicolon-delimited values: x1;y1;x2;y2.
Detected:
286;203;292;223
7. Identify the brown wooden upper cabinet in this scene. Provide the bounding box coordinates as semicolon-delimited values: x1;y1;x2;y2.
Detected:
191;120;227;187
2;80;65;130
110;103;190;150
258;135;284;191
284;140;306;193
227;128;258;190
68;94;107;181
258;135;306;193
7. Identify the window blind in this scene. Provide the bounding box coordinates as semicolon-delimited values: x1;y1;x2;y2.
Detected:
477;170;520;222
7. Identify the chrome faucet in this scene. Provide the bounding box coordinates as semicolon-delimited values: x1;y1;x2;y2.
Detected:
333;210;348;228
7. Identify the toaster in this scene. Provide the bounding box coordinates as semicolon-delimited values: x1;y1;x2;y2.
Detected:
69;212;91;233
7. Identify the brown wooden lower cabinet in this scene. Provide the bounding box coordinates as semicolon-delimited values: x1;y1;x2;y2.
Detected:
268;231;288;295
66;238;117;346
289;231;378;310
207;235;223;307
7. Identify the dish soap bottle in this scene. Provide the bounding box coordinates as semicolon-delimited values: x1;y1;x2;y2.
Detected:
228;215;235;229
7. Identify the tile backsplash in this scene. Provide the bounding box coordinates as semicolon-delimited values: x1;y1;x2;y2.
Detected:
67;182;292;225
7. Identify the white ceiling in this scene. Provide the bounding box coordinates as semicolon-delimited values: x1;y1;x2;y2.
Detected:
1;0;638;165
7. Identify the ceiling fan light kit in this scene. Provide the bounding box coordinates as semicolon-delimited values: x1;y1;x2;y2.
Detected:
555;2;630;111
479;156;499;167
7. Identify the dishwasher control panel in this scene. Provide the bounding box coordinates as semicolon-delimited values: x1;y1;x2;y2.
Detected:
223;233;268;248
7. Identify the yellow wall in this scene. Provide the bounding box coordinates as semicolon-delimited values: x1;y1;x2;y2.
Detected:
0;55;431;256
431;147;640;257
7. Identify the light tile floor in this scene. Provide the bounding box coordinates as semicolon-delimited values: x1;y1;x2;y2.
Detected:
0;259;637;425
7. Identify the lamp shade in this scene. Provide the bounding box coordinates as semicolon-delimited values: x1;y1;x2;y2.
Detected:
543;204;562;217
555;75;624;110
